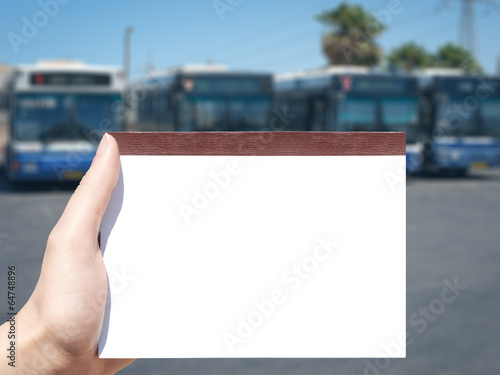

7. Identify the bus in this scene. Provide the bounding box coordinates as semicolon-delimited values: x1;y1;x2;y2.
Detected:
418;69;500;173
131;64;273;131
4;60;125;182
274;67;422;173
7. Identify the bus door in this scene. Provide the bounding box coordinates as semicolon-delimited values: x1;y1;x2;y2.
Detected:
308;95;327;131
334;95;378;132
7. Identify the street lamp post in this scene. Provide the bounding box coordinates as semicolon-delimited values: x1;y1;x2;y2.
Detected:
123;26;134;83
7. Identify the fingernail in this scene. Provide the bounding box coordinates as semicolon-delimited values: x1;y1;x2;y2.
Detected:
96;133;110;156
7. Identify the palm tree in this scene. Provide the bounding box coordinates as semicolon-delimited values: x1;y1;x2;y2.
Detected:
435;43;482;73
387;42;434;72
316;3;386;66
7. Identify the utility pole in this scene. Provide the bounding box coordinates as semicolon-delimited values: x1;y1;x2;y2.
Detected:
123;26;134;83
460;0;476;56
439;0;499;58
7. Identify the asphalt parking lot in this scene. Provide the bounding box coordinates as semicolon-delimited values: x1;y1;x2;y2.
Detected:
1;169;499;374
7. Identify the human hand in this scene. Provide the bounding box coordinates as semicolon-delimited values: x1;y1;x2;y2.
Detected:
1;134;134;374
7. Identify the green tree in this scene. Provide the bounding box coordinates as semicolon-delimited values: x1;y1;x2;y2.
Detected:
387;42;434;72
316;3;386;66
434;43;482;73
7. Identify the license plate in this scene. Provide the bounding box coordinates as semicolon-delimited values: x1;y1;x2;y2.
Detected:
471;161;488;170
62;171;85;180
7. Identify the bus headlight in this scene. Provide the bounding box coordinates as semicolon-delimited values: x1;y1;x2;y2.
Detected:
451;150;461;161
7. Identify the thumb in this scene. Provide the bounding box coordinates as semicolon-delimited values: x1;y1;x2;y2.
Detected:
54;133;120;242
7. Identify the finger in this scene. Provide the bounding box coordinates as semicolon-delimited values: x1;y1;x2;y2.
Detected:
103;358;136;374
54;133;120;241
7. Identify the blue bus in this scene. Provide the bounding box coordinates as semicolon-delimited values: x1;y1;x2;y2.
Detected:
131;65;273;131
274;67;423;173
4;60;124;182
418;71;500;174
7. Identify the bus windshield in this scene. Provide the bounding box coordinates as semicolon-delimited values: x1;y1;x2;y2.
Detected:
381;98;418;142
337;97;377;131
436;97;478;136
180;96;270;131
228;97;270;130
482;98;500;137
13;93;122;142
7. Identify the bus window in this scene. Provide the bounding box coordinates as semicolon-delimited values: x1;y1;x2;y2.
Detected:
181;97;226;131
336;98;377;131
228;97;270;131
436;98;478;136
73;94;123;135
482;98;500;137
14;93;122;143
159;96;171;131
14;94;67;142
381;98;418;142
152;91;162;127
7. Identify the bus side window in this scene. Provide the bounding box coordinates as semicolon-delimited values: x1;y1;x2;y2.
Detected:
273;98;294;130
163;93;175;131
419;96;431;136
137;94;145;130
283;98;307;130
310;97;326;131
152;91;160;127
145;90;154;130
160;92;174;131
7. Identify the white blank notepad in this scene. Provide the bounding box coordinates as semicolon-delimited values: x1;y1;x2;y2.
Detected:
98;132;406;359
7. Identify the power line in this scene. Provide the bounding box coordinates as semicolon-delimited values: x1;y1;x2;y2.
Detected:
229;4;443;70
389;9;438;30
227;7;438;66
408;19;457;41
245;46;322;71
181;0;333;64
437;0;500;57
219;28;321;64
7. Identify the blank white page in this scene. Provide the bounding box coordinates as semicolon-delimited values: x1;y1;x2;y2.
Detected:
98;152;405;358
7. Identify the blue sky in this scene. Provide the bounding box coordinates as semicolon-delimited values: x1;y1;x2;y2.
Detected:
1;0;499;76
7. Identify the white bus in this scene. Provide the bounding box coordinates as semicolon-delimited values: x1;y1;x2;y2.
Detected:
4;60;124;182
131;64;273;131
275;66;423;173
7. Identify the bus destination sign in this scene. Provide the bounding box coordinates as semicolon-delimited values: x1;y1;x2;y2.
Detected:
30;73;111;86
